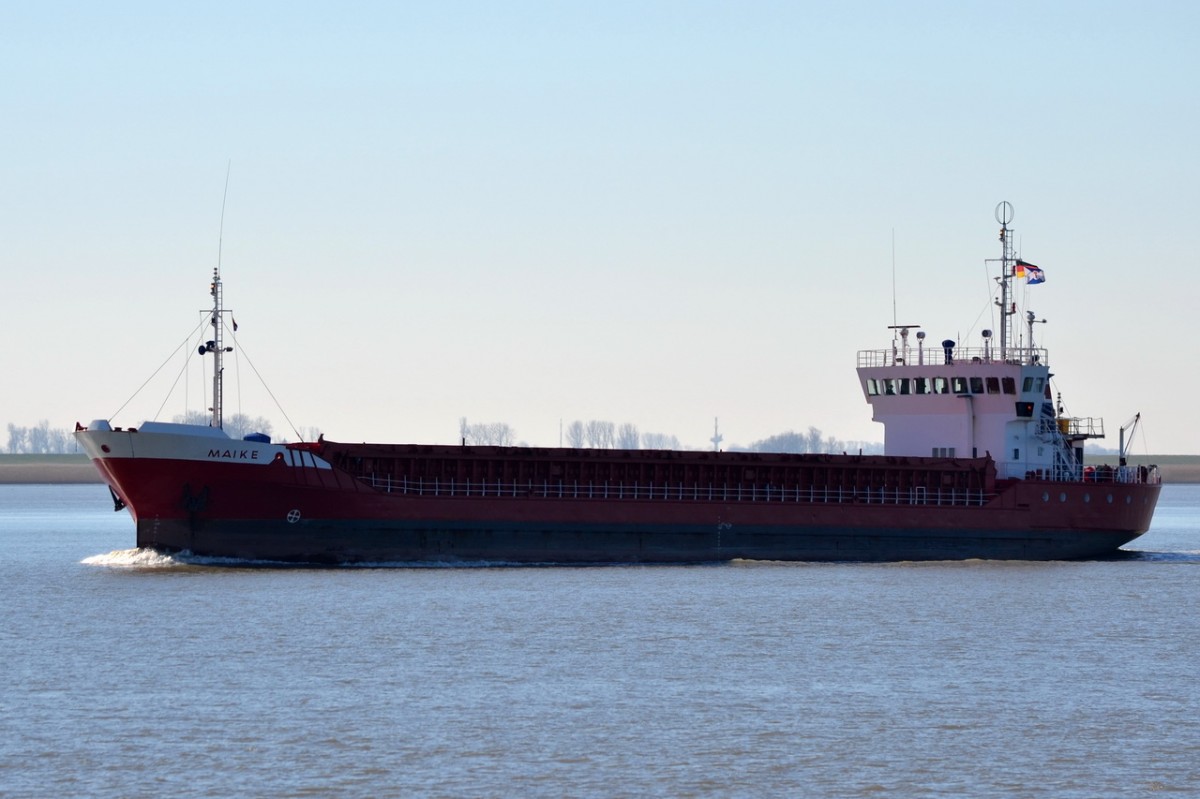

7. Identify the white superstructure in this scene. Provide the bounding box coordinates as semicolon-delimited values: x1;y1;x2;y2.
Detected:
856;203;1103;481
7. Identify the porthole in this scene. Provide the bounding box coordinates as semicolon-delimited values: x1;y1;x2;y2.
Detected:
1083;494;1090;503
1042;491;1050;502
1126;495;1132;505
1107;494;1114;504
1060;492;1068;502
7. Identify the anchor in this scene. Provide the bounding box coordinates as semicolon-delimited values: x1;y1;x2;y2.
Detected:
181;484;210;513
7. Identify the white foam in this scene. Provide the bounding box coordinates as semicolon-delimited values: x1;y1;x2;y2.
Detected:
81;548;188;569
1122;548;1200;563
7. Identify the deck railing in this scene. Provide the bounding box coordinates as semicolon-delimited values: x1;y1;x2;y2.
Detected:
857;346;1048;369
358;475;992;507
1039;417;1105;439
997;463;1161;485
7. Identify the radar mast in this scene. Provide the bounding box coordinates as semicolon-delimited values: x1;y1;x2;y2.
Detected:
995;201;1016;360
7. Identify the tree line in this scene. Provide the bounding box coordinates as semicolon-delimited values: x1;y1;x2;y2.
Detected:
459;418;878;454
457;418;683;450
562;420;682;450
5;417;880;455
741;426;883;455
6;421;74;454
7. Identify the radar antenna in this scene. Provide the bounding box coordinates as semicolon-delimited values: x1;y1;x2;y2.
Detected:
888;324;922;365
1026;310;1047;351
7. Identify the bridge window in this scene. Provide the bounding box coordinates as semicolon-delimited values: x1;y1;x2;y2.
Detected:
914;377;929;394
970;377;985;394
898;378;911;395
986;377;1001;394
866;379;879;396
952;377;969;393
933;377;949;394
1002;377;1016;394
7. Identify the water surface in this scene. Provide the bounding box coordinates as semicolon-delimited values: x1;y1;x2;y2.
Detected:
2;484;1198;797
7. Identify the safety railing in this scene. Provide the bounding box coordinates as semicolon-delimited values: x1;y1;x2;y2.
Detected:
1042;416;1104;438
997;462;1161;485
857;346;1048;368
358;475;993;506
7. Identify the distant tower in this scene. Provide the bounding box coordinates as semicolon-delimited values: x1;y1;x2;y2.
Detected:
710;417;723;452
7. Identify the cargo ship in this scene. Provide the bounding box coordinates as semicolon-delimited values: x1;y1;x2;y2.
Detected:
76;204;1160;563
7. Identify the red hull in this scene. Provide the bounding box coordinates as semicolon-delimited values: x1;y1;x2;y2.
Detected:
79;429;1161;564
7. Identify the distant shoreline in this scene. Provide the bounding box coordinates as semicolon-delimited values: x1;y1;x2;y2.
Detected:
0;455;102;484
2;453;1199;484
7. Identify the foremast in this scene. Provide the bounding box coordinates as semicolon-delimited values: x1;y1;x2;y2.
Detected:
199;268;233;429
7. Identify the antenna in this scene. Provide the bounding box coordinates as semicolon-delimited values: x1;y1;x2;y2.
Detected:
710;417;723;452
891;228;897;329
217;160;231;277
198;165;235;429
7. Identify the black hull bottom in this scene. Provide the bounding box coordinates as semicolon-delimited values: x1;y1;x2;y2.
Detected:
137;518;1144;565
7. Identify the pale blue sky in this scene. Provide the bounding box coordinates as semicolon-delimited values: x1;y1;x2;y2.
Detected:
3;1;1197;452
